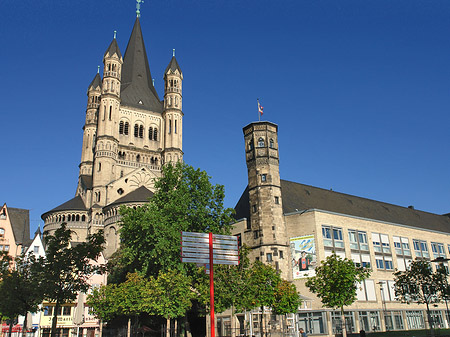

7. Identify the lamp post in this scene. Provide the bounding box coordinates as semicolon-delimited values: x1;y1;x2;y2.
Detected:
377;281;388;331
431;257;450;329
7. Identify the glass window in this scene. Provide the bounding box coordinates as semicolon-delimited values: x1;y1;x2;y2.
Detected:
34;246;39;253
298;312;327;335
359;311;381;332
331;311;355;334
63;306;71;316
4;245;9;252
413;239;429;258
406;311;425;330
372;233;382;253
267;253;272;262
261;174;267;182
322;225;344;249
44;306;53;316
258;138;265;147
0;228;4;238
431;242;446;259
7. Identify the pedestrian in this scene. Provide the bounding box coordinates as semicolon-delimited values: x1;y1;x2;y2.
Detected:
299;328;307;337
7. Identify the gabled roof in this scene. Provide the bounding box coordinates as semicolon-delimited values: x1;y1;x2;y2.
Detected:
7;207;31;246
120;17;162;112
41;195;87;219
234;180;450;234
105;186;154;209
104;38;122;59
165;56;182;75
87;73;102;92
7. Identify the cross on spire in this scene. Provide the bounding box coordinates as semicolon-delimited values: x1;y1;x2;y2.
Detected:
136;0;144;18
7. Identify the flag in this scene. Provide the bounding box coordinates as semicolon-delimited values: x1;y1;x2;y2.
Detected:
258;101;264;115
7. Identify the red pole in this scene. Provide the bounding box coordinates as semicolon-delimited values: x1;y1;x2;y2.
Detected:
209;232;215;337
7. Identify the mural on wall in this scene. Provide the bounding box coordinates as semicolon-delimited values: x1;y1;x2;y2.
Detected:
290;234;316;279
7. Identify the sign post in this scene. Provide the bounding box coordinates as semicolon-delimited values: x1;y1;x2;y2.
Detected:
181;231;239;337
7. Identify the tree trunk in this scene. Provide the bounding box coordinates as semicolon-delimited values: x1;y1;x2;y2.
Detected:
51;301;61;337
127;317;131;337
426;301;434;334
341;307;347;337
22;313;28;337
184;316;192;337
260;307;264;337
8;318;14;337
166;318;170;337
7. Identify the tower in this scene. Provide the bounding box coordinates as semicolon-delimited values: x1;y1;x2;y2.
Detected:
163;50;183;164
243;121;289;278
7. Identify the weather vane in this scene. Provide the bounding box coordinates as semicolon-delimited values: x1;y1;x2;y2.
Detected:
136;0;144;18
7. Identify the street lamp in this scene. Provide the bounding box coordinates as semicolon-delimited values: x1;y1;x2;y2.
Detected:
377;281;388;331
431;257;450;329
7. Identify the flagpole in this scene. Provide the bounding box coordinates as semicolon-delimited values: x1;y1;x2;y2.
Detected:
257;98;260;122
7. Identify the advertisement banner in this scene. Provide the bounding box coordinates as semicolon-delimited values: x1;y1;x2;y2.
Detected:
290;234;316;279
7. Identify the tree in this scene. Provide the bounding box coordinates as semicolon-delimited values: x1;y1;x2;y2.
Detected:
38;223;105;337
306;253;371;337
118;162;235;277
394;259;444;330
0;253;43;337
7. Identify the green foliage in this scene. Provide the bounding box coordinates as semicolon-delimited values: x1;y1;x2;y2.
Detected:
306;253;371;310
88;270;195;321
0;253;43;327
272;279;303;315
394;259;444;306
39;223;105;304
119;162;235;277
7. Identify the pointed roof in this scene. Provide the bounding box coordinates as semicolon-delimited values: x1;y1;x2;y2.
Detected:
105;186;154;209
165;56;182;75
120;17;162;112
104;38;122;59
87;73;102;91
41;195;87;219
7;207;31;246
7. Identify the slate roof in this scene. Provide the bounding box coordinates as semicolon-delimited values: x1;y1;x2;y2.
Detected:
120;18;162;112
8;207;31;246
105;186;154;209
165;56;182;75
80;175;93;190
87;73;102;91
234;180;450;234
41;195;87;219
104;38;122;59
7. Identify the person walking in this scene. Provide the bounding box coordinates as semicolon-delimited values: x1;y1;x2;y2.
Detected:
299;328;307;337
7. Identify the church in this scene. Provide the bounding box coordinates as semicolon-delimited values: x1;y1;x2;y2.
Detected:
41;12;183;258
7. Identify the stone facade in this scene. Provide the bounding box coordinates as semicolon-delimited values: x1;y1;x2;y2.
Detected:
230;120;450;336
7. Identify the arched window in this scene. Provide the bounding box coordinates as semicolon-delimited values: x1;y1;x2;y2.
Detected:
0;228;5;238
124;122;129;135
136;154;141;162
269;139;274;148
134;124;139;137
139;125;144;138
169;120;172;134
154;128;158;141
81;215;86;222
62;215;65;221
76;215;80;222
249;140;254;150
258;137;265;147
109;106;112;120
149;127;153;140
175;120;177;134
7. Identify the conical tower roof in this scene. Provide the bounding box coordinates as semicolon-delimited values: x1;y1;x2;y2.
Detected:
104;38;122;59
87;73;102;91
121;18;162;112
165;56;182;75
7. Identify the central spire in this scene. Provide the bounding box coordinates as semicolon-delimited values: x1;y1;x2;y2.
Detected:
120;17;162;112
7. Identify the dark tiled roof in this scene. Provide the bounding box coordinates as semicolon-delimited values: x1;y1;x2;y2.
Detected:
8;207;31;246
120;18;162;112
105;186;154;209
80;175;93;190
165;56;182;75
234;180;450;234
42;196;87;219
104;38;122;59
87;73;102;91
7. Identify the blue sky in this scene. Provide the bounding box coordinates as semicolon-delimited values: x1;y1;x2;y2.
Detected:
1;0;450;235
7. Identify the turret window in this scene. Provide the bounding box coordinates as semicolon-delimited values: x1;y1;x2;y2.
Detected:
269;139;274;148
134;124;139;137
124;122;129;135
139;125;144;138
119;121;124;134
175;120;177;134
154;128;158;141
149;127;153;140
258;138;265;147
109;106;112;120
169;120;172;134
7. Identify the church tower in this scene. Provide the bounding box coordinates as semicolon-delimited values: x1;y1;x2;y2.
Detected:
163;50;183;163
243;121;289;279
42;4;185;255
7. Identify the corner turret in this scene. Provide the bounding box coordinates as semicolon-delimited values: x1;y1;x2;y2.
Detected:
162;50;183;164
